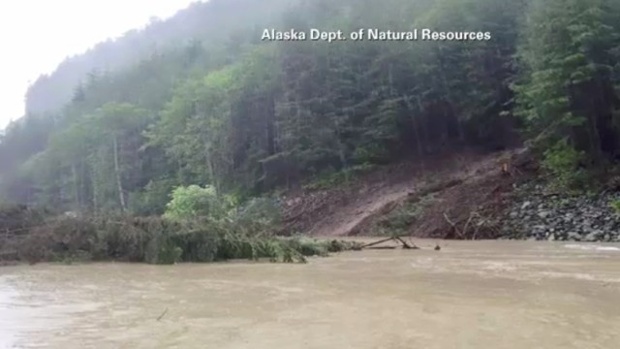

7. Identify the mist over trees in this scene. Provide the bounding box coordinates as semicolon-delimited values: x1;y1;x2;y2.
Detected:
1;0;619;215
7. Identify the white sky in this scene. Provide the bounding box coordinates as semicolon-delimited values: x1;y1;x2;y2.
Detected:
0;0;203;129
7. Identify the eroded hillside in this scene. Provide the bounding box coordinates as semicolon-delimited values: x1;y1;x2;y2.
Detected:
280;147;536;239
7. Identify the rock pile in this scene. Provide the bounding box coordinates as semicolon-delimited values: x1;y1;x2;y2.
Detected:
501;183;620;242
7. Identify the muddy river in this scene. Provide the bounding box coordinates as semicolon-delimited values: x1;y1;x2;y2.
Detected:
1;240;619;349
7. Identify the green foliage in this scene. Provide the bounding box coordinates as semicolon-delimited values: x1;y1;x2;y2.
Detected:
233;197;282;234
610;199;620;214
283;237;329;258
163;185;232;222
303;163;377;191
128;179;176;215
542;139;589;190
0;0;619;223
1;213;361;265
0;204;48;235
145;233;184;265
515;0;620;167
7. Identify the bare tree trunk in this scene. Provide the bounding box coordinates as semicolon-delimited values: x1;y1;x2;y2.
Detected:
113;135;126;212
437;47;464;142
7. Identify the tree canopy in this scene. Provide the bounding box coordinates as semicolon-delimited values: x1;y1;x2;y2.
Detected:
1;0;619;214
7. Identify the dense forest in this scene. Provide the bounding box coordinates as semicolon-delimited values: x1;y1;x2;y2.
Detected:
1;0;620;217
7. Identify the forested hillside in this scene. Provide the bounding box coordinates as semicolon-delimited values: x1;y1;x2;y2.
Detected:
1;0;619;219
24;0;292;115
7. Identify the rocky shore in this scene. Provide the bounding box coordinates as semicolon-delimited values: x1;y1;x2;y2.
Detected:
501;182;620;242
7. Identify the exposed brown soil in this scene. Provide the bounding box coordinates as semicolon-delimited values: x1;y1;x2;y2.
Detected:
280;147;537;239
406;149;536;239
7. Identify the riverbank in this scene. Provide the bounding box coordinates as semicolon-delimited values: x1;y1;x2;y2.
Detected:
3;148;620;267
0;213;363;265
500;181;620;242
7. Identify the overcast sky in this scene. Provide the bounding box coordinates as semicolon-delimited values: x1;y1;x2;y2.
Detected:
0;0;203;130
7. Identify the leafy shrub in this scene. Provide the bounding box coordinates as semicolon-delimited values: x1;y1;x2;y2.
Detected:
163;185;233;222
541;139;590;190
610;199;620;214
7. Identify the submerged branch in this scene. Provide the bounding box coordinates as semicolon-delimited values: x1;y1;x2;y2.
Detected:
157;308;168;321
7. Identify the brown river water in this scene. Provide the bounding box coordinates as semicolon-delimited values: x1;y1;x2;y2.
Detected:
1;240;619;349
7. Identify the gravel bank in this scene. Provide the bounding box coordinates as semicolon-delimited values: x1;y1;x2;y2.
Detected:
501;182;620;242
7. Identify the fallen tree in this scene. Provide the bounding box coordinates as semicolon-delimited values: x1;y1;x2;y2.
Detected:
358;235;418;250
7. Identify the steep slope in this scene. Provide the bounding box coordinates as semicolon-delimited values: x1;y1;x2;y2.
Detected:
281;148;534;238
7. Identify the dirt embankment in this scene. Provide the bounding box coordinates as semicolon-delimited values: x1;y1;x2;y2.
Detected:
280;147;537;239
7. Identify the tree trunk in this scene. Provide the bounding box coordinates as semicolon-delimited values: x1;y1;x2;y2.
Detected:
437;47;465;142
415;95;431;154
112;135;126;212
266;95;276;156
587;113;603;163
91;158;98;214
405;96;425;160
72;163;80;210
205;140;220;195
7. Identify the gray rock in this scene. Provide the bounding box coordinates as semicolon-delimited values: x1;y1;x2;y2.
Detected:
499;182;620;241
584;232;599;242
